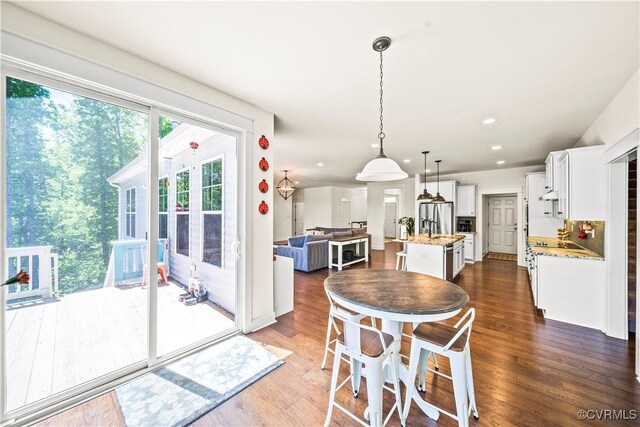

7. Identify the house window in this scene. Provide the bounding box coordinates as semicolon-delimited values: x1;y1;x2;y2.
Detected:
175;170;189;256
202;158;223;267
159;177;168;239
125;187;136;238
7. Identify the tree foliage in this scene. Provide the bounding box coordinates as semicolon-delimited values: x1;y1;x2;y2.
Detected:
6;77;146;294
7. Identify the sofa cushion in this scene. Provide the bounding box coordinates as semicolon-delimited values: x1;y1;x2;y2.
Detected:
288;235;306;248
332;230;354;239
352;228;366;236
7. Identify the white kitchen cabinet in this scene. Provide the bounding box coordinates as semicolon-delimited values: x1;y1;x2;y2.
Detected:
536;254;605;330
460;232;476;263
453;239;465;276
556;146;606;220
456;185;476;217
424;180;457;204
544;151;563;192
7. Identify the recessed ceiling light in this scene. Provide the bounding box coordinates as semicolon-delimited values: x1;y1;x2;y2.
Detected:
403;159;411;163
425;169;431;173
294;181;299;184
482;117;498;125
317;162;324;167
497;160;506;165
371;143;379;148
491;145;502;150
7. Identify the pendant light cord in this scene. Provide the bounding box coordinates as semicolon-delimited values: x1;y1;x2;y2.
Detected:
378;50;386;157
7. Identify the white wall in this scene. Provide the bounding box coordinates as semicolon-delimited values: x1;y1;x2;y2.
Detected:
578;69;640;147
2;3;276;332
289;186;366;234
367;177;415;250
273;191;292;241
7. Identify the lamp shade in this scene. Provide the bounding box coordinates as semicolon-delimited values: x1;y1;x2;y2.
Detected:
356;157;408;181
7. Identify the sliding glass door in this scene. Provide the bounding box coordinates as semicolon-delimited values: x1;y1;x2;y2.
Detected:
2;70;241;420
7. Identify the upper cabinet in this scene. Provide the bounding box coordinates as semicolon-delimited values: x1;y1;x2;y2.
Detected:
556;146;606;220
424;180;457;204
544;151;564;193
456;184;477;217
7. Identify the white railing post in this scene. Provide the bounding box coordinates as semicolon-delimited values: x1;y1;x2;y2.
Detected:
39;246;52;298
5;246;55;301
51;253;59;295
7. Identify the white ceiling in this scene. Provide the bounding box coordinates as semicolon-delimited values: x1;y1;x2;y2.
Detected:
11;1;639;188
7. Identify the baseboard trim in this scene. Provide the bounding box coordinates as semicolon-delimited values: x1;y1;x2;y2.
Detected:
249;312;277;332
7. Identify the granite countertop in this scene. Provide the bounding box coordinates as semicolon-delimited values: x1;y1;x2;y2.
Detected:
405;234;466;246
527;236;604;261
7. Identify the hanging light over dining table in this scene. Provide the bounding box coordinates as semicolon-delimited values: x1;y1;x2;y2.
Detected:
356;36;408;182
276;170;296;200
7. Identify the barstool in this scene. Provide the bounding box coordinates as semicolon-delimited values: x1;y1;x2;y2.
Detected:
395;251;407;271
322;300;378;371
402;308;478;427
324;291;404;427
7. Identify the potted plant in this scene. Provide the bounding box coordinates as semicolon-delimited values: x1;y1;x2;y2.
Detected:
398;217;415;239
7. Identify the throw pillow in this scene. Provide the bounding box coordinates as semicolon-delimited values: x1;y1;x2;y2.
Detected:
288;235;306;248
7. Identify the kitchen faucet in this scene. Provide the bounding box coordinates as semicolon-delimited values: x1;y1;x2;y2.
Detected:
422;219;438;238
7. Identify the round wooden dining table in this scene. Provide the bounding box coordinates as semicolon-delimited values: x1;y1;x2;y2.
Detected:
324;268;469;425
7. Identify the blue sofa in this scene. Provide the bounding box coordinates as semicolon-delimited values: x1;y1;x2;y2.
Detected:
276;234;333;272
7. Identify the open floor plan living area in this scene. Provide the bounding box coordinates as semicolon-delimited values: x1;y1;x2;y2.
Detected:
1;1;639;426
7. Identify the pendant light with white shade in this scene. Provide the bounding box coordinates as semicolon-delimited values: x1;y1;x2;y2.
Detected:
432;160;446;203
356;36;408;182
417;150;434;201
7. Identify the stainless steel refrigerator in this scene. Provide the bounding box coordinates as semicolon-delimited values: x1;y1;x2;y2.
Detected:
418;202;455;235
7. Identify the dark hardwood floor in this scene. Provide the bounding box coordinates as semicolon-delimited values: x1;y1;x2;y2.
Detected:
36;243;640;426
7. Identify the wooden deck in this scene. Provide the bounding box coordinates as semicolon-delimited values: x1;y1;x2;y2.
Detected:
5;282;235;412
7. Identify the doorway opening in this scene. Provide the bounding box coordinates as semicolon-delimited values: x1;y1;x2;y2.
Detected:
383;190;400;241
629;159;637;337
484;194;518;262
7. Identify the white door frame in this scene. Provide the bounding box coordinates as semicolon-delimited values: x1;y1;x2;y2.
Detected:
477;187;525;266
603;128;639;381
0;38;251;424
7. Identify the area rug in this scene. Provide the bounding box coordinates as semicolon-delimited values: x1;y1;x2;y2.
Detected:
116;335;284;427
486;252;517;262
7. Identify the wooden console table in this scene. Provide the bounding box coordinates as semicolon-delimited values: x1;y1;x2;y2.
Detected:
328;236;369;270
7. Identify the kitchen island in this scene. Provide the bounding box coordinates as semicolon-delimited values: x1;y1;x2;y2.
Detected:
404;234;466;280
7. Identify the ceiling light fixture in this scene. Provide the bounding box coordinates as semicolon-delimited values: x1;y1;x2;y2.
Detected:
497;160;506;165
317;162;324;167
417;151;434;201
491;145;502;150
276;170;296;200
356;36;408;182
371;143;379;148
482;117;498;125
403;159;411;163
432;160;446;204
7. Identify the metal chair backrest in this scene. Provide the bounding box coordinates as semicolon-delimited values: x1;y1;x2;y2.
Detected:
443;307;475;352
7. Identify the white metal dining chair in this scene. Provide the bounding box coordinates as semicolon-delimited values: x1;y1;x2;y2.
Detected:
395;251;407;271
321;296;378;371
402;308;479;427
324;291;404;427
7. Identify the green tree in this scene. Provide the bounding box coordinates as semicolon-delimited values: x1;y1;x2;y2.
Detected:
5;77;53;248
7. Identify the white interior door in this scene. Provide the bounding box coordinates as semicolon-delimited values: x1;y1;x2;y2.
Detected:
294;202;304;235
384;202;397;238
488;196;517;254
340;200;351;228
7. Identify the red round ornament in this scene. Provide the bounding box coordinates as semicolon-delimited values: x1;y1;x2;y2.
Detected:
258;157;269;171
259;200;269;215
259;135;270;150
258;179;269;193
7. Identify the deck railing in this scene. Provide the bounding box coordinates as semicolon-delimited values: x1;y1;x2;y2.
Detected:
5;246;59;301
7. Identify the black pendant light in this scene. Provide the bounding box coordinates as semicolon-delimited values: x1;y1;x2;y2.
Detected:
432;160;446;203
417;151;433;201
